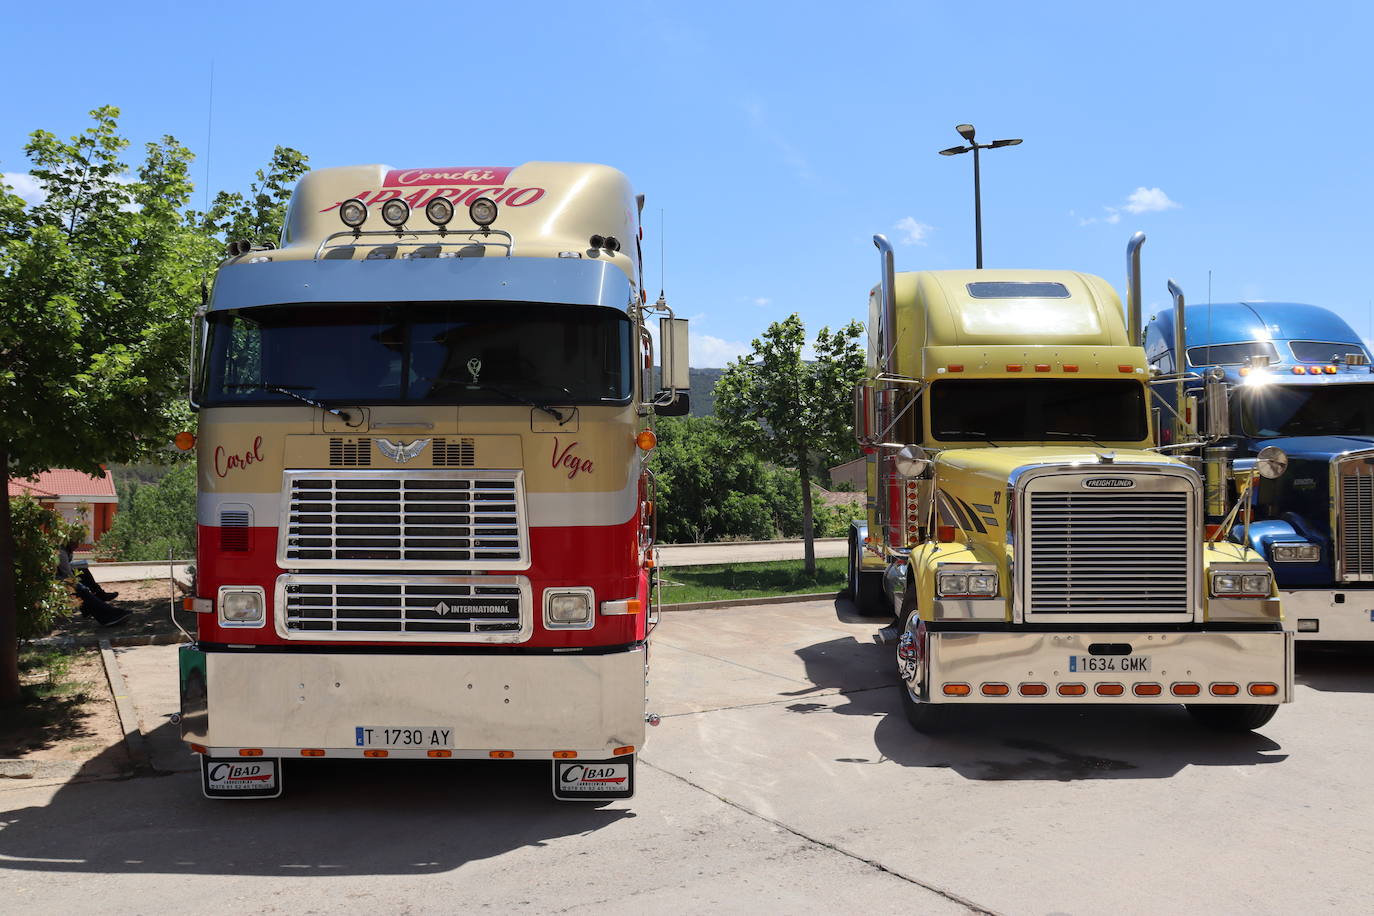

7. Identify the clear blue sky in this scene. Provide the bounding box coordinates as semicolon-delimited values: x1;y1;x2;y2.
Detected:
4;1;1371;364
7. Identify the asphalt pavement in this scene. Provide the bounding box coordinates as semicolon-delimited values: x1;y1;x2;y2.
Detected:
5;598;1372;914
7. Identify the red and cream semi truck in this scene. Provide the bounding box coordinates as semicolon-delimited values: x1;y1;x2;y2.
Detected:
179;163;688;800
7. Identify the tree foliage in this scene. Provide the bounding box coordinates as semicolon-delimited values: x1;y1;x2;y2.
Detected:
715;315;866;573
8;497;84;640
98;461;197;562
196;145;309;248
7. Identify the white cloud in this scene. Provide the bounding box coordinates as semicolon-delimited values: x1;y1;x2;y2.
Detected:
895;216;933;245
691;333;751;368
1124;186;1180;214
1104;209;1121;224
752;297;771;307
3;172;45;207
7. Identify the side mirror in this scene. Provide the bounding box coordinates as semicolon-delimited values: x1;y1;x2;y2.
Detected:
659;318;690;391
892;444;931;477
1202;367;1230;439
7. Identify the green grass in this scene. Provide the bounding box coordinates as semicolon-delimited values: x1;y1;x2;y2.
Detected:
655;557;847;604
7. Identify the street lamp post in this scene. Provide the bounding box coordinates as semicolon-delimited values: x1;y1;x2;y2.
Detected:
939;123;1022;269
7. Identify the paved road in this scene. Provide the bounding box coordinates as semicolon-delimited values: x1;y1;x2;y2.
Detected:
5;599;1371;914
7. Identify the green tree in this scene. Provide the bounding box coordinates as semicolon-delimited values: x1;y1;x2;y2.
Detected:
98;461;196;561
0;106;216;703
653;416;777;542
196;145;309;248
8;497;83;640
715;315;865;574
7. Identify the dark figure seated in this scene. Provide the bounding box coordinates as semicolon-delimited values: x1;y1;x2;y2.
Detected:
58;542;129;627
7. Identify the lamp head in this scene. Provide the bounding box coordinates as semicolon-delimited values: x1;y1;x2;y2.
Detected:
956;123;976;141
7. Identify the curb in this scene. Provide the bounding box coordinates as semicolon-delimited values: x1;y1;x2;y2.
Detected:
99;638;152;774
658;591;839;613
24;632;186;650
659;537;846;550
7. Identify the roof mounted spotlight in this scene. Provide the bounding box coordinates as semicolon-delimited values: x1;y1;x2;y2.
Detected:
425;196;455;228
226;239;250;257
589;234;605;249
469;197;498;228
603;236;621;253
380;198;411;229
338;198;368;230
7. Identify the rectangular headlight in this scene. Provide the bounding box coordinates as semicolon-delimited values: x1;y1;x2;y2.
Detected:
544;588;594;629
1210;571;1271;597
218;586;265;627
1270;543;1320;563
936;568;997;598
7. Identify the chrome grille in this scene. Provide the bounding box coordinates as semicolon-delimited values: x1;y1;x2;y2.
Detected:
433;437;476;467
1338;457;1374;581
276;575;531;642
1026;489;1191;617
279;470;528;570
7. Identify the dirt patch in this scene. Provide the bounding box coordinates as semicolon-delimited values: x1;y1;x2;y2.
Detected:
0;649;132;778
48;576;189;642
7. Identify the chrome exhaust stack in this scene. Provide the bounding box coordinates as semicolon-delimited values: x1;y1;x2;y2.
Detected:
874;234;896;372
1125;232;1146;345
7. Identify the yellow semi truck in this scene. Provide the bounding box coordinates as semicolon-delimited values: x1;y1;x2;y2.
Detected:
848;235;1293;732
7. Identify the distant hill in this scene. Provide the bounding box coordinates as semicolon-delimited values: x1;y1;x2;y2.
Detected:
652;367;725;415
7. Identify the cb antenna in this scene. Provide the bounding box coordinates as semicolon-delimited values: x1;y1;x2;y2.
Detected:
203;60;215;213
658;207;666;303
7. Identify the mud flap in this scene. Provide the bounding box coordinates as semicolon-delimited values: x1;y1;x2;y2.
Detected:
201;756;283;799
552;756;635;801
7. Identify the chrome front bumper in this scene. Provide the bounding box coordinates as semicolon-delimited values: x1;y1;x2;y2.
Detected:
180;644;647;759
919;629;1293;704
1282;588;1374;641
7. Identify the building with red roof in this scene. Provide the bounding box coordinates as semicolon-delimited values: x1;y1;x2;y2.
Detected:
7;467;119;548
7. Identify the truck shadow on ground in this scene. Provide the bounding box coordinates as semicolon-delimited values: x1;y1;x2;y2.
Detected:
0;725;632;878
1294;642;1374;693
795;614;1289;781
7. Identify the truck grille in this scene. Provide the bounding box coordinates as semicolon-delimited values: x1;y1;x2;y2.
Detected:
1026;488;1191;618
1338;457;1374;581
278;470;529;570
276;575;530;642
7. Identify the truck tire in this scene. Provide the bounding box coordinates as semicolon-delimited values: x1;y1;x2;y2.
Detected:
1185;704;1279;732
899;683;953;733
848;533;889;617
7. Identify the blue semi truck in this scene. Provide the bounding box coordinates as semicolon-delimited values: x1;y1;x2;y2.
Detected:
1144;296;1374;640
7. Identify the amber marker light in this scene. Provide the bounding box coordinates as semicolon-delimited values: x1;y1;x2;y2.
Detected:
239;748;264;757
1250;683;1279;697
636;429;657;450
1118;364;1134;373
1006;364;1023;372
1239;367;1251;376
1034;364;1051;372
1019;683;1048;696
1292;366;1307;375
1134;684;1162;697
1096;684;1124;697
174;431;197;450
489;750;515;759
1058;684;1087;696
1063;364;1079;372
948;363;965;372
553;750;578;759
1211;683;1240;696
301;749;325;757
981;683;1010;696
190;743;208;755
363;749;389;758
428;750;453;758
614;745;635;756
1172;683;1201;697
943;683;971;697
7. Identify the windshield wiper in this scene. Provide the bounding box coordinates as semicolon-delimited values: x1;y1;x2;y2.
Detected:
1045;430;1108;448
461;382;570;425
937;430;999;446
227;383;354;423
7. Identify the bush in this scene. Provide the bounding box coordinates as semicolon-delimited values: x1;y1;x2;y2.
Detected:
97;461;196;561
9;496;83;639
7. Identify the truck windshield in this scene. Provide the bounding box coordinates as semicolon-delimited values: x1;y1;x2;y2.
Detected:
202;302;632;406
930;379;1146;442
1240;384;1374;437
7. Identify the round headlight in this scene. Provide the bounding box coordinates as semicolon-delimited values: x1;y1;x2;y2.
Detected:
1256;445;1288;479
380;198;410;228
469;197;498;228
339;198;368;229
425;196;455;227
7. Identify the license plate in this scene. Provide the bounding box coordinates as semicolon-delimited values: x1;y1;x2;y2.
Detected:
202;756;282;799
553;758;635;801
355;726;452;749
1069;655;1151;673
